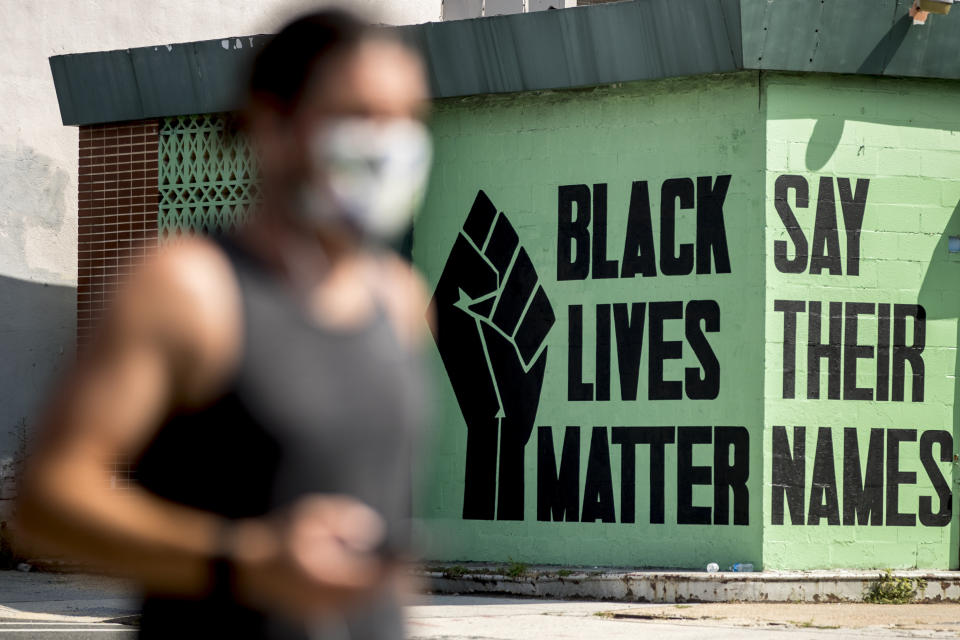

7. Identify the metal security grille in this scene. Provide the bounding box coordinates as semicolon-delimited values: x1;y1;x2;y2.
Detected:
158;114;258;239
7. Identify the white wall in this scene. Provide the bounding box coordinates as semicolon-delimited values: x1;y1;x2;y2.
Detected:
442;0;577;19
0;0;441;484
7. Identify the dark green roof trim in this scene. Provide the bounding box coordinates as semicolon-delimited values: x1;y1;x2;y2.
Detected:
741;0;960;78
396;0;741;98
50;37;265;126
50;0;960;127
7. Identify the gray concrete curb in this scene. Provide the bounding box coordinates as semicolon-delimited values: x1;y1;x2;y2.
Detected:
417;566;960;603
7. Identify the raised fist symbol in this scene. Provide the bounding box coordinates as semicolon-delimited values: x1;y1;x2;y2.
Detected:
430;190;555;520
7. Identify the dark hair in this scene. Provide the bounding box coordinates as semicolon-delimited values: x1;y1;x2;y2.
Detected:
247;9;373;111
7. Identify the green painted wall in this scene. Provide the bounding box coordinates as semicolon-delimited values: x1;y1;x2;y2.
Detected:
414;70;960;570
762;73;960;569
415;73;767;568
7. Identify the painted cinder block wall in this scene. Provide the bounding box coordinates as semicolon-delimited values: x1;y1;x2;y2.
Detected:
61;68;960;570
416;72;767;569
413;70;960;570
762;73;960;570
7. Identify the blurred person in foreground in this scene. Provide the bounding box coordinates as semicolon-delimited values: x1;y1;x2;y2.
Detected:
15;9;432;640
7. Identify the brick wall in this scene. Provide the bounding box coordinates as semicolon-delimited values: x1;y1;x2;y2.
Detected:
77;121;160;349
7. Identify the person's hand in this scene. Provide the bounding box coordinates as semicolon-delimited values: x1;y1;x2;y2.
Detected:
230;495;390;618
430;190;555;520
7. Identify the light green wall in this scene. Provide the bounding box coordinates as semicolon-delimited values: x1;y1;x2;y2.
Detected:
414;70;960;570
415;73;767;568
762;73;960;569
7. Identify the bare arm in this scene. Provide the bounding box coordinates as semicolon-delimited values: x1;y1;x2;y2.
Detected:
15;238;386;614
16;239;242;593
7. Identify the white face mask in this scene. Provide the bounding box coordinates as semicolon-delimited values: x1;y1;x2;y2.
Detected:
299;117;433;241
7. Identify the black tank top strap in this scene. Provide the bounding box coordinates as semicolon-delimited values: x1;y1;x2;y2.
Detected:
135;233;424;638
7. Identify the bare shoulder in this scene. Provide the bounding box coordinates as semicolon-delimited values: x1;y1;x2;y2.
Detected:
124;236;237;328
112;236;242;403
372;253;430;346
384;253;429;303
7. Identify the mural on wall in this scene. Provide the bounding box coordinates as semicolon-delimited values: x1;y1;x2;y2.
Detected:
431;190;555;520
416;74;960;569
767;174;951;529
415;74;770;570
431;175;745;527
758;74;960;570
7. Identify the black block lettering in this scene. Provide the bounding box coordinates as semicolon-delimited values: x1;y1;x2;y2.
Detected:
876;303;891;401
919;430;952;527
582;427;616;523
677;426;712;525
567;305;593;401
557;185;590;281
714;426;749;525
892;304;925;402
808;427;840;526
842;428;884;526
537;426;581;522
591;184;618;279
685;300;721;400
611;427;640;524
772;426;805;525
773;175;809;274
613;303;646;401
774;300;805;399
886;429;917;526
696;175;732;274
660;178;695;276
807;301;842;400
837;178;869;277
595;304;611;401
649;302;683;400
843;302;875;401
621;181;658;278
810;177;842;275
611;426;676;524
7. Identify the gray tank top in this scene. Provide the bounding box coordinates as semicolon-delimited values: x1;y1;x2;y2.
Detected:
134;236;426;640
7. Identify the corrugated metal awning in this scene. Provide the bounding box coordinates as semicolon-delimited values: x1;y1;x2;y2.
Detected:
49;0;960;126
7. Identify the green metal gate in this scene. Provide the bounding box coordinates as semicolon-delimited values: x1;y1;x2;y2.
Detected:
158;114;258;238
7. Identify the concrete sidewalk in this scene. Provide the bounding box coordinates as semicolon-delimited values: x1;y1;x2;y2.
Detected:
0;570;138;622
0;571;957;638
609;602;960;633
408;597;960;639
0;565;953;618
419;564;960;603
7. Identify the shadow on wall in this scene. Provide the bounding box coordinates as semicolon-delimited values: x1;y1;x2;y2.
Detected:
917;201;960;569
803;15;946;171
0;275;74;490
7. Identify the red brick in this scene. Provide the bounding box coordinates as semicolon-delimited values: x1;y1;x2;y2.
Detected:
77;120;161;348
